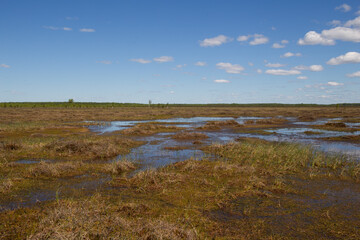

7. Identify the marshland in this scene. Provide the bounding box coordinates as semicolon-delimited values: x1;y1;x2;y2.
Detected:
1;104;360;239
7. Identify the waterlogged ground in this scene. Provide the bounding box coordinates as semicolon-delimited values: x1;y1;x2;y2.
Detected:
1;111;360;239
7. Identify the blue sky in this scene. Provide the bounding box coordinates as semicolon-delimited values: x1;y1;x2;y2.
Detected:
1;0;360;104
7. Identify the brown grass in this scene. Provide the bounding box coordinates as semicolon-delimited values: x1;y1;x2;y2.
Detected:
103;159;136;175
28;161;83;178
244;117;288;125
171;132;208;140
121;123;181;136
198;119;242;130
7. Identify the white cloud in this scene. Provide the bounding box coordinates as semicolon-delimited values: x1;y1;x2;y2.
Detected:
329;20;342;26
322;27;360;42
265;69;301;76
327;52;360;65
272;39;289;48
153;56;174;63
237;35;250;41
216;62;244;74
214;79;230;83
248;62;254;66
44;26;72;31
195;61;206;66
130;58;152;64
297;76;308;80
295;65;323;71
265;63;285;68
298;31;335;45
256;69;262;74
272;43;285;48
309;65;324;71
335;4;351;12
169;91;175;94
357;10;360;15
344;16;360;28
249;34;269;45
328;82;344;86
282;52;302;58
347;71;360;77
96;60;112;64
80;28;95;32
0;64;10;68
237;34;269;45
200;35;232;47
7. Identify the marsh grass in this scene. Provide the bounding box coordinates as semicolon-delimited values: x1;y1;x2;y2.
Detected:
197;119;242;130
172;132;208;140
103;159;136;175
121;123;181;136
28;161;83;178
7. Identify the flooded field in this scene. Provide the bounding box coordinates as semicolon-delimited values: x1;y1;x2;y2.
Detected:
1;107;360;239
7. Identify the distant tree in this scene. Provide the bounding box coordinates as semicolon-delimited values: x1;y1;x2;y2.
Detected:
148;100;152;107
68;99;74;103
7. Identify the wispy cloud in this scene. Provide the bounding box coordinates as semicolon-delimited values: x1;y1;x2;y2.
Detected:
328;82;344;86
43;26;72;31
265;69;301;76
153;56;174;63
214;79;230;83
327;52;360;65
335;4;351;12
297;76;308;80
237;34;269;45
216;62;244;74
96;60;112;64
293;65;323;71
272;39;289;48
265;63;285;68
282;52;301;58
199;35;233;47
347;71;360;78
79;28;95;32
195;61;207;66
130;58;152;64
0;64;10;68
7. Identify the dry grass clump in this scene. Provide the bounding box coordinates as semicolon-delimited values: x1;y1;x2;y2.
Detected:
312;122;359;132
172;132;208;140
122;123;180;136
0;141;22;151
0;178;13;193
198;119;242;130
27;194;195;240
28;161;82;178
163;145;190;151
303;131;323;135
44;136;138;160
244;117;288;125
103;159;136;175
324;122;347;128
321;134;360;143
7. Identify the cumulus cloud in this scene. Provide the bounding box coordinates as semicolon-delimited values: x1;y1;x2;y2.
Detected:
297;76;308;80
299;16;360;45
329;20;342;26
335;4;351;12
250;34;269;45
195;61;206;66
130;58;151;64
272;39;289;48
80;28;95;32
282;52;302;58
153;56;174;63
294;65;323;71
298;31;335;45
237;34;269;45
347;71;360;77
216;62;244;74
96;60;112;64
214;79;230;83
327;82;344;86
265;69;301;76
327;52;360;65
200;35;232;47
265;63;285;68
237;35;251;41
344;16;360;28
256;69;263;74
0;64;10;68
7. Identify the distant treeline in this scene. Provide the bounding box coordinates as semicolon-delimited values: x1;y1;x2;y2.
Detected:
0;102;359;108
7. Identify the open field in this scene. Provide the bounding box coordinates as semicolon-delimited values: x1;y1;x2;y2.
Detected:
1;106;360;239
